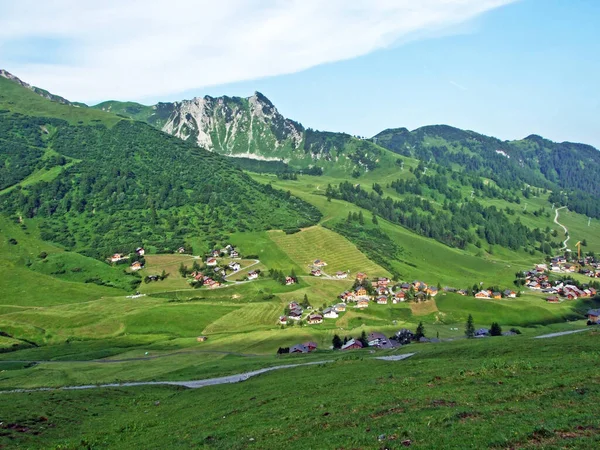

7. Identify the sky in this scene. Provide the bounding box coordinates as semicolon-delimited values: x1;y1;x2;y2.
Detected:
0;0;599;147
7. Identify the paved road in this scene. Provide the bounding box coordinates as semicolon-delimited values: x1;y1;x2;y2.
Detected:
533;328;589;339
374;353;415;361
1;360;334;394
554;206;570;251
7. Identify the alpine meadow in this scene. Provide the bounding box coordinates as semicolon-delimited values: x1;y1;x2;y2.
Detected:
1;3;600;447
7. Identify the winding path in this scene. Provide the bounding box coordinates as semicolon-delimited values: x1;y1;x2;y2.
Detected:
554;206;570;251
533;328;589;339
0;353;417;394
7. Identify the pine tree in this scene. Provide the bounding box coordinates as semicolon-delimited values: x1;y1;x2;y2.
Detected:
359;330;369;347
347;212;352;223
372;214;378;225
332;334;342;349
415;322;425;340
490;322;502;336
465;314;475;338
358;211;365;225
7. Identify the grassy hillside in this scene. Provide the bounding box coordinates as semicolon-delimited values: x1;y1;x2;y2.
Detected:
2;331;600;448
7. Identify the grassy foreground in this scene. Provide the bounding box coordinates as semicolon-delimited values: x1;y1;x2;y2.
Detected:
1;330;600;449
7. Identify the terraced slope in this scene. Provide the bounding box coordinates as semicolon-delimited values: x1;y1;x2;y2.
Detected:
268;226;389;277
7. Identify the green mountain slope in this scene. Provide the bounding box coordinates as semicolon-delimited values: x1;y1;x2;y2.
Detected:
374;125;600;218
0;73;321;259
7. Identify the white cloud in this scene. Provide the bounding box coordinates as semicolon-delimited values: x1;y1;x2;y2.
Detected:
0;0;515;103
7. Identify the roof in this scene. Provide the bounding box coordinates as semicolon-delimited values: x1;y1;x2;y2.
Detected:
290;344;308;353
341;338;363;350
587;309;600;316
303;341;318;348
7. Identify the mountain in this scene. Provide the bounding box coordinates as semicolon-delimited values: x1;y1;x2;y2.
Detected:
374;125;600;218
0;69;82;107
93;94;389;175
0;72;321;258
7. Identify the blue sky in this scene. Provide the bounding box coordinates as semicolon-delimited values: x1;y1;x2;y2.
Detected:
1;0;598;147
182;0;599;146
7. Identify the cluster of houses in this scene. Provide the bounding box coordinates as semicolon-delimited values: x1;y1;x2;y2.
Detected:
523;263;597;302
289;341;318;353
189;271;222;289
110;247;147;271
339;276;439;309
546;255;600;278
310;259;328;277
473;289;517;299
206;245;240;267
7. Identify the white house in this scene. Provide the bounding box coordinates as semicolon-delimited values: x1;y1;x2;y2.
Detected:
206;258;218;267
323;308;339;319
247;271;259;280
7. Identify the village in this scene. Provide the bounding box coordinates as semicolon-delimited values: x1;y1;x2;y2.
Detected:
279;259;519;327
519;253;600;303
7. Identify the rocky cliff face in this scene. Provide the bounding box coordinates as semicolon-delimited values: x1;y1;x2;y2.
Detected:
154;92;304;160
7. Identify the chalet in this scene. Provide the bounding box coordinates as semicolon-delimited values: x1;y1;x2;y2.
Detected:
336;271;348;279
206;258;218;267
307;314;323;325
492;292;502;299
310;269;322;277
130;261;143;271
135;247;145;256
356;273;367;282
376;295;388;305
110;253;125;263
587;309;600;324
288;309;303;320
285;276;296;285
334;303;347;312
228;262;241;271
177;247;186;254
368;332;388;347
147;275;159;281
413;280;428;290
457;290;469;296
504;289;517;298
279;316;288;325
535;264;547;273
475;290;491;299
377;277;390;287
196;336;208;342
376;286;389;296
288;302;300;310
341;338;363;351
443;286;456;292
339;291;355;302
247;271;259;280
230;250;240;258
290;344;308;353
475;328;489;337
211;250;220;258
323;308;339;319
354;287;368;297
355;299;369;309
313;259;327;267
193;272;204;281
401;283;411;291
303;342;318;352
545;296;560;303
208;280;221;289
394;291;406;303
220;247;229;255
426;287;438;297
563;264;577;273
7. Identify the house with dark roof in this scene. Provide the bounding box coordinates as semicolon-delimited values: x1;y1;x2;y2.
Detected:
587;309;600;324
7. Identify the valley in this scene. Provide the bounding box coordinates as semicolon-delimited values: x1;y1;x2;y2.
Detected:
1;70;600;448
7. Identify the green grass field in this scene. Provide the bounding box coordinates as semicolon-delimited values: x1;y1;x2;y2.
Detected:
2;331;600;449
